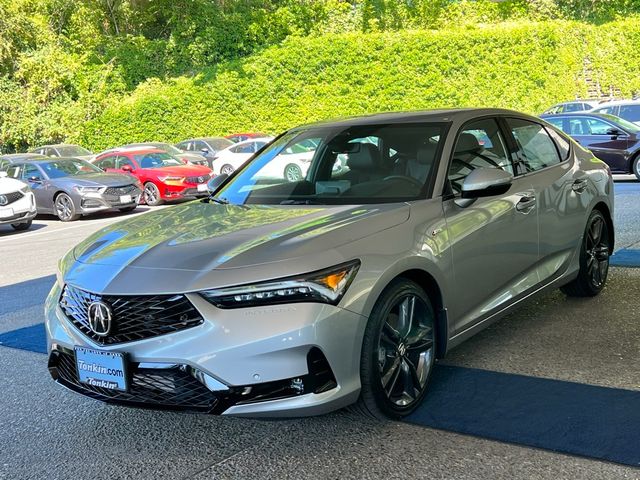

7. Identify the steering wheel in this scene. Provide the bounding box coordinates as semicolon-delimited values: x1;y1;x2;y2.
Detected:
383;175;423;188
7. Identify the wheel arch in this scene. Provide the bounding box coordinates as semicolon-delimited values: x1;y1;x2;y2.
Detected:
592;201;615;253
376;268;449;359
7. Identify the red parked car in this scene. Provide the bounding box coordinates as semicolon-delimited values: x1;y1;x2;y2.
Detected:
94;148;213;205
225;132;269;143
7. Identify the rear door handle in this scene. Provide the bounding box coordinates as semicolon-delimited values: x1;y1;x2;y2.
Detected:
572;178;588;193
516;194;536;212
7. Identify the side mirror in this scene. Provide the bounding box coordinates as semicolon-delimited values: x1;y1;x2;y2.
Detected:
122;164;133;172
28;176;43;183
207;174;228;193
606;128;624;138
461;168;513;199
201;148;210;155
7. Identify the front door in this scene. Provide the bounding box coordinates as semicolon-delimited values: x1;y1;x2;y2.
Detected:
567;116;631;172
442;117;540;335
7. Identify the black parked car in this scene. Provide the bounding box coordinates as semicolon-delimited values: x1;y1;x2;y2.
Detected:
541;112;640;180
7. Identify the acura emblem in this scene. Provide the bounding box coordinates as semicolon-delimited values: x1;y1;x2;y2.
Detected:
87;301;112;337
198;176;204;183
0;195;7;206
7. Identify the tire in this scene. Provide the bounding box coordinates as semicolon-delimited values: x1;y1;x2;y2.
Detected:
11;219;32;231
284;164;303;182
633;155;640;181
220;164;235;176
352;278;437;419
143;182;163;206
560;209;610;297
54;193;80;222
119;206;137;213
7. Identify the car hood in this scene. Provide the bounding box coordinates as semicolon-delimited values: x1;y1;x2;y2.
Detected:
146;165;211;176
0;176;29;194
177;152;207;163
57;173;137;187
70;201;409;277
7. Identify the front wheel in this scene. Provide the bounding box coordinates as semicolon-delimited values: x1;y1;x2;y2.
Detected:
55;193;80;222
143;182;163;206
353;279;437;419
11;219;32;231
560;209;610;297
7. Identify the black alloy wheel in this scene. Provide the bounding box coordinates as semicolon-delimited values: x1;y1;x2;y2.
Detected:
11;219;32;231
354;279;436;419
561;209;610;297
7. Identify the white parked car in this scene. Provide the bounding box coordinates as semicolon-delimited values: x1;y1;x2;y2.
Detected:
210;138;274;176
0;172;37;231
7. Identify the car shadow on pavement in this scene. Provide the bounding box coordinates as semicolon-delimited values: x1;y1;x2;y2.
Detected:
0;221;47;237
0;274;56;317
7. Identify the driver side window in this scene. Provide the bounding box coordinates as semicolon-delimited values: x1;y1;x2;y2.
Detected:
448;118;511;195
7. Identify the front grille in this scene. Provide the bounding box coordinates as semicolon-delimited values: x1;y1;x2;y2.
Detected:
50;349;220;411
185;174;211;184
59;285;204;345
104;185;140;199
1;191;24;205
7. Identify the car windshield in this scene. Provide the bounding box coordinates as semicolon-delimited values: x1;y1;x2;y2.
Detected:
207;138;234;150
151;143;183;155
40;159;103;178
216;122;446;205
597;113;640;133
134;152;183;168
55;146;92;156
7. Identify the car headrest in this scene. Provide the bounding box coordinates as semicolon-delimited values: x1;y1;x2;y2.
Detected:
416;142;438;165
346;143;382;171
455;133;481;153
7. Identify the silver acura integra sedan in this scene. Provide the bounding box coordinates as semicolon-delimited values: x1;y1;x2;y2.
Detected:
46;109;614;418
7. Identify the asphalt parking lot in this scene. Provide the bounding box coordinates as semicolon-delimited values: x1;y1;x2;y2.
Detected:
0;180;639;480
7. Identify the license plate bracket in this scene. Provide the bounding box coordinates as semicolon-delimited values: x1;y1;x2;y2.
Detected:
75;346;128;391
119;194;132;204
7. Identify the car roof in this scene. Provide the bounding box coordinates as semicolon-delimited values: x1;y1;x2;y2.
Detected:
592;99;640;108
232;137;274;146
289;108;526;130
0;153;46;160
12;156;86;163
99;147;166;155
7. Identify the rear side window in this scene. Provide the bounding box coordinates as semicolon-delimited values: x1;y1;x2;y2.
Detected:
506;118;561;173
546;127;571;160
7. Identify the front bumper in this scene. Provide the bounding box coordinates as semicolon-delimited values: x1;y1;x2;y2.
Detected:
77;189;141;214
0;191;37;225
44;282;366;416
160;184;209;200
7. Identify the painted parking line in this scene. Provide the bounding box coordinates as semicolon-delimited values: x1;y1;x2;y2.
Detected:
610;249;640;268
1;323;639;467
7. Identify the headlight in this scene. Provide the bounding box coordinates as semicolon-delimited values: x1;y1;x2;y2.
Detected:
199;260;360;308
158;176;184;182
19;185;30;194
73;186;103;194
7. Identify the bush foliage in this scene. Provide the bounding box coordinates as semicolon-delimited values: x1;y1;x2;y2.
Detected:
2;0;640;151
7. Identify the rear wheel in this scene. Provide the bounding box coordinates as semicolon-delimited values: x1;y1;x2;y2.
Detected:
143;182;163;206
55;193;80;222
11;219;32;231
353;279;436;419
284;164;303;182
632;155;640;181
561;209;610;297
220;164;235;175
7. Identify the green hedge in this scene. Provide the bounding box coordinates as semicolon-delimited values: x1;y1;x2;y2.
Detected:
77;21;596;150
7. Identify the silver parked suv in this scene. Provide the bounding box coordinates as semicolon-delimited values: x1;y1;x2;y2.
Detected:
46;109;614;418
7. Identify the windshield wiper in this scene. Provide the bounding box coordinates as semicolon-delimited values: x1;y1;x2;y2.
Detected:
206;196;229;205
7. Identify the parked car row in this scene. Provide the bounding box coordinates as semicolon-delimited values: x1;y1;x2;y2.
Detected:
0;132;275;226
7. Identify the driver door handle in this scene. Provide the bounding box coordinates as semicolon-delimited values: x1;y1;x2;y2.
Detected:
516;194;536;212
572;178;588;193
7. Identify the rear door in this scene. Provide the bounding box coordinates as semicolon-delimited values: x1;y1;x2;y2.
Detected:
442;117;540;334
20;163;52;212
504;117;587;283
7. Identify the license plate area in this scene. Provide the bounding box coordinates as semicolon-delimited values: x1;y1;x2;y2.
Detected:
119;194;132;204
0;207;14;218
197;183;208;192
75;346;128;391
